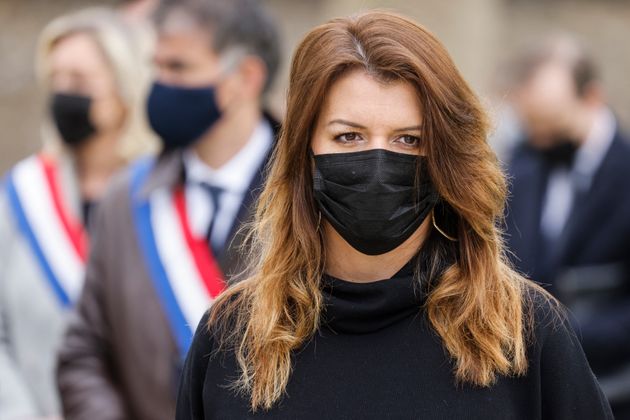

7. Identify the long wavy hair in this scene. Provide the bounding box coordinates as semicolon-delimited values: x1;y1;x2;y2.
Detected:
210;11;548;411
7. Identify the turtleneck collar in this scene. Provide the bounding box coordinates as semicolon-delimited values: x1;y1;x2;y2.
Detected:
321;257;425;334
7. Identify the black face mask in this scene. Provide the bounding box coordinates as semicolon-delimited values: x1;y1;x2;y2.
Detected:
50;93;96;147
313;149;439;255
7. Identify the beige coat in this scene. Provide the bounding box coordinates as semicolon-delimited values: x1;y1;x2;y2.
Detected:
0;154;83;419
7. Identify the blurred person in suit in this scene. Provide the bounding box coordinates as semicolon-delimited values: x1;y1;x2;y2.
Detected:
0;7;157;419
56;0;281;419
505;35;630;418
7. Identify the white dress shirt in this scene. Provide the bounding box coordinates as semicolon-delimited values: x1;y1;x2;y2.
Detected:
182;119;273;251
540;108;617;241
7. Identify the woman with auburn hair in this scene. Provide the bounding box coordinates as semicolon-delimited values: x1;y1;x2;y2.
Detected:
176;11;612;419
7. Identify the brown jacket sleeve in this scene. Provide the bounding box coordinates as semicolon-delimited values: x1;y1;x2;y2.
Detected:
56;195;128;420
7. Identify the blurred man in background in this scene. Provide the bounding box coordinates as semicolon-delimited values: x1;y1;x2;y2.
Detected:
56;0;280;419
505;35;630;418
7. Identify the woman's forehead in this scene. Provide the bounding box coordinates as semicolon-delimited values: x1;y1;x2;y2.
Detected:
318;69;423;129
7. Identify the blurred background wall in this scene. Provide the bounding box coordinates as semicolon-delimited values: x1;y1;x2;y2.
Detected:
1;0;629;173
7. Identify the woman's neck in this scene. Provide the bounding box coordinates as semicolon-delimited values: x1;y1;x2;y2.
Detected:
73;132;125;201
323;218;431;283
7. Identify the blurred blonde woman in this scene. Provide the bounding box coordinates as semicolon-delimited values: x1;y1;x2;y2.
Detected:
0;7;157;418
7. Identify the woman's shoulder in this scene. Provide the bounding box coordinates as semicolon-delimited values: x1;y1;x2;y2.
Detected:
521;284;614;418
523;280;573;345
187;290;245;362
0;159;30;262
182;311;223;390
522;282;574;351
178;299;245;418
177;310;220;419
190;310;216;351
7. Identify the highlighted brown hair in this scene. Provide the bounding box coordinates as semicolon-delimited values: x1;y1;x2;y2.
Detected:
210;10;548;411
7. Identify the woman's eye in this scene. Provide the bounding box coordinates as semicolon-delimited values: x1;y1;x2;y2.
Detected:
396;135;421;147
334;132;362;143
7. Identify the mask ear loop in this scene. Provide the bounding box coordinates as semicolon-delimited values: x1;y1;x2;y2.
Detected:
311;150;322;234
316;211;322;233
432;209;457;242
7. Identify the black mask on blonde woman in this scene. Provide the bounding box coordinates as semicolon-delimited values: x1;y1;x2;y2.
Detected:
313;149;439;255
50;93;96;147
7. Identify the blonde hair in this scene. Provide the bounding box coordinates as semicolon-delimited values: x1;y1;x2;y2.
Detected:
37;7;158;161
210;11;553;411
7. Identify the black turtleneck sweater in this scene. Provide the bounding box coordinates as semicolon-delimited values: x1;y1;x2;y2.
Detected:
176;261;613;419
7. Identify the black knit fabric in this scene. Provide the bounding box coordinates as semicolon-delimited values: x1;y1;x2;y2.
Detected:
176;258;613;419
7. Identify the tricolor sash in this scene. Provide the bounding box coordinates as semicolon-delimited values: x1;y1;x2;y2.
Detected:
130;159;226;355
4;155;88;308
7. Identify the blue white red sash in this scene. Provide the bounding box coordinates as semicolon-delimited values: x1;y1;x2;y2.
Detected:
130;160;226;355
4;155;88;308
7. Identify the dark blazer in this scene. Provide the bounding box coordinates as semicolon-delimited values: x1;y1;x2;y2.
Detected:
57;115;278;420
505;128;630;415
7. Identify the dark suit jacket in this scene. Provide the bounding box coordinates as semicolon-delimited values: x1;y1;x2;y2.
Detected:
57;116;278;420
505;129;630;411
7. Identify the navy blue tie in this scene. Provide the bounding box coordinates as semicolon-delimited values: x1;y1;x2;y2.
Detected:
200;183;224;256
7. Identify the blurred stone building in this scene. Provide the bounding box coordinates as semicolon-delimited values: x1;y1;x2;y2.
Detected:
1;0;629;172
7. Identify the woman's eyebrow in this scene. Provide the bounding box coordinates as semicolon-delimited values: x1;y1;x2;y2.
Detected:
328;119;367;129
393;125;423;132
328;119;423;133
